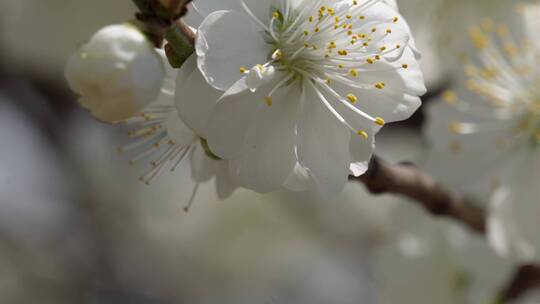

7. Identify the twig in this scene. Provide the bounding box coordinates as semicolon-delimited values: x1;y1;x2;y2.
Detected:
499;265;540;303
351;157;540;302
132;0;193;47
352;156;486;233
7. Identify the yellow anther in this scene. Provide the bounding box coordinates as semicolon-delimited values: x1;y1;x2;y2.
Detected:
240;67;247;74
357;130;369;139
380;46;387;51
393;17;399;22
309;16;314;22
443;90;458;104
366;58;375;64
401;64;409;69
346;15;352;19
265;96;273;107
272;49;283;60
359;15;365;20
272;11;280;19
375;82;386;89
449;121;463;133
375;117;385;126
371;28;377;33
450;140;461;154
346;93;358;104
469;27;489;49
315;27;320;33
349;69;358;77
304;30;309;36
386;29;392;34
338;64;344;69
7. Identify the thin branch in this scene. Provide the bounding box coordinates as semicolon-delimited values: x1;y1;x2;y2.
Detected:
351;156;486;233
499;265;540;303
351;157;540;303
131;0;193;46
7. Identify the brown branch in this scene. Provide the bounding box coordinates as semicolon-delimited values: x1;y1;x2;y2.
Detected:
132;0;193;47
352;156;540;302
352;156;486;233
499;265;540;303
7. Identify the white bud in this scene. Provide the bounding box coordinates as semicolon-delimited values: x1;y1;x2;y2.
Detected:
65;24;165;123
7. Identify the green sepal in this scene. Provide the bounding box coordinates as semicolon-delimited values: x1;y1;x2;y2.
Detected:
164;26;194;68
200;138;221;161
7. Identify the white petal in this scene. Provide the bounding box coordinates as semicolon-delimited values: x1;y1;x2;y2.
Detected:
190;143;216;183
297;84;351;194
349;135;375;177
175;55;222;138
487;152;540;263
488;187;537;263
332;80;422;124
356;1;421;58
215;162;238;200
192;0;271;22
196;10;269;91
382;0;398;10
522;4;540;50
164;111;198;146
189;144;237;200
206;76;278;160
283;163;313;192
228;85;300;193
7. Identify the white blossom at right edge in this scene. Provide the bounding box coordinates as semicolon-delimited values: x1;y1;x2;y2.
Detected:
424;4;540;263
375;202;540;304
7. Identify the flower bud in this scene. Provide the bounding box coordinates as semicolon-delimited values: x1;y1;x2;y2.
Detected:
65;24;165;123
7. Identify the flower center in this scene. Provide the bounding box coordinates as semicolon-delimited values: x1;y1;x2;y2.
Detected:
238;0;406;137
265;1;401;82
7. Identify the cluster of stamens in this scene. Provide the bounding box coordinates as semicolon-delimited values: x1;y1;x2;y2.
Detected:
238;0;413;139
443;18;540;152
117;105;193;185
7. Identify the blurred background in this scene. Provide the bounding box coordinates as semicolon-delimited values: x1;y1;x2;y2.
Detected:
0;0;530;303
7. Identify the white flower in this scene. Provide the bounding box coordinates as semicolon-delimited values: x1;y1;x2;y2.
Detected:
65;24;165;123
118;57;236;209
425;4;540;262
177;0;426;193
376;203;522;304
